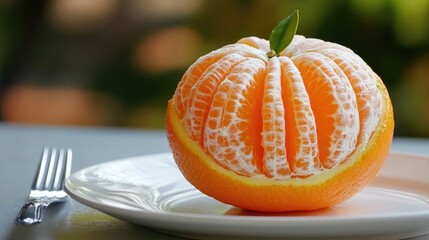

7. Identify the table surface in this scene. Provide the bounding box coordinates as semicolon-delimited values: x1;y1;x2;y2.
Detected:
1;123;429;240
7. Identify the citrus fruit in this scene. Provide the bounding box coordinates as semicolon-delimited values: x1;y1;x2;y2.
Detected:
166;10;394;212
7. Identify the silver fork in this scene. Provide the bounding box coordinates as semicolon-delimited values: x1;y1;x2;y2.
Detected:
16;147;72;225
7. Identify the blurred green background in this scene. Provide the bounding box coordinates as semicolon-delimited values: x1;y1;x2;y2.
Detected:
1;0;428;137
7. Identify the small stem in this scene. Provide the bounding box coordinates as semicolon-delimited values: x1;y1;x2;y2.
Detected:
266;50;277;58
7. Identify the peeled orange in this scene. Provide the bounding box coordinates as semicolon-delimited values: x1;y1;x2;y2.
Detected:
166;10;394;212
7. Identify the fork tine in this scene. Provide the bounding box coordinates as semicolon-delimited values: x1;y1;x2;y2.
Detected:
64;149;72;181
53;149;65;190
53;148;73;190
32;147;50;190
44;148;58;190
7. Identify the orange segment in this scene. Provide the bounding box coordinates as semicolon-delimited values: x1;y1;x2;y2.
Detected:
184;54;249;143
203;58;266;176
291;52;359;169
174;52;224;119
319;49;383;146
279;57;321;176
260;57;291;178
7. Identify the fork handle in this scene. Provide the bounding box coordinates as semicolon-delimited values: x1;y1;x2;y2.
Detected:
16;200;47;225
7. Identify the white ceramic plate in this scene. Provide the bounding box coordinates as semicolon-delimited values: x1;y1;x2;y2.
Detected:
65;152;429;240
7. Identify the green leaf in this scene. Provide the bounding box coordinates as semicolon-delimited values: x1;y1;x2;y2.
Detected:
269;10;299;57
